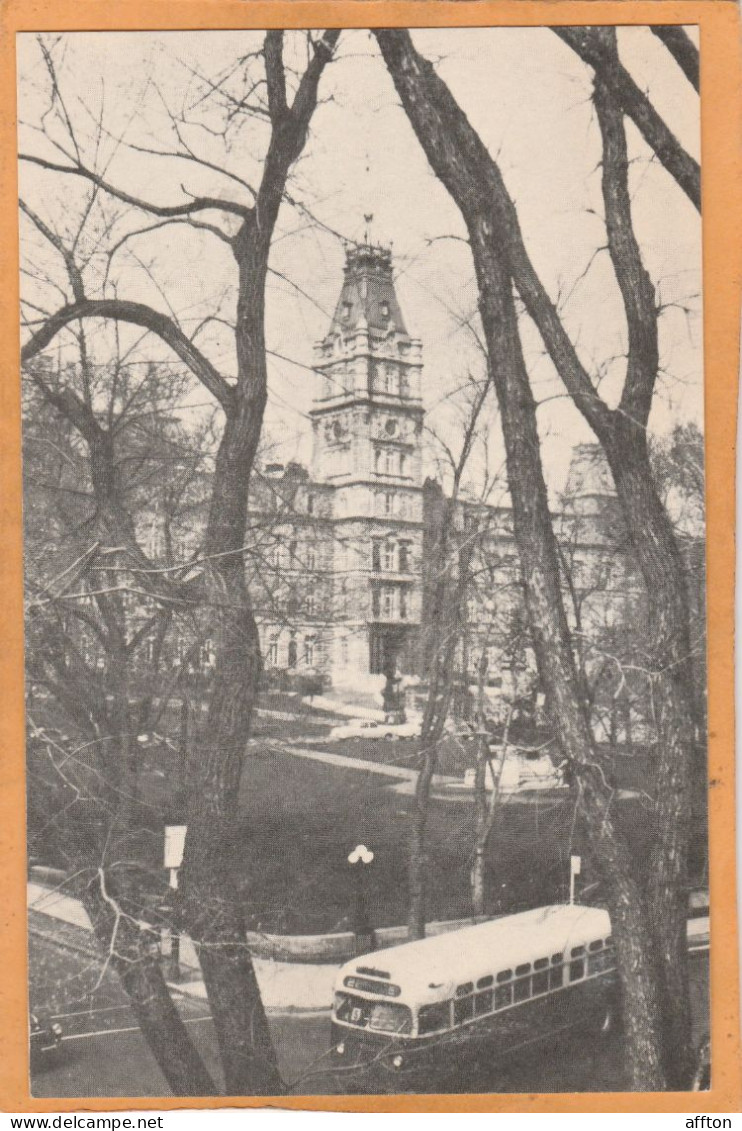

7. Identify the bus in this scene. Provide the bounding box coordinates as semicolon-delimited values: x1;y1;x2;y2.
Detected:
330;903;617;1086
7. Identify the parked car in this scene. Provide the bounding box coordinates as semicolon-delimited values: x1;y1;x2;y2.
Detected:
328;718;420;741
30;1012;63;1065
462;752;565;793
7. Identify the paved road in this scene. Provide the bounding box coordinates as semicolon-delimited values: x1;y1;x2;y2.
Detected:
30;932;709;1099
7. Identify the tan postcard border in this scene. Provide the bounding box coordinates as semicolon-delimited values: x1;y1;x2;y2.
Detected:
0;0;739;1113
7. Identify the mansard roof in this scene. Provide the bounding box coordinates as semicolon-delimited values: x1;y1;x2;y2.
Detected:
326;243;409;339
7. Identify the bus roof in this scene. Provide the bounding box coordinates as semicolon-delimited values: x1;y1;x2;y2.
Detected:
336;904;611;1005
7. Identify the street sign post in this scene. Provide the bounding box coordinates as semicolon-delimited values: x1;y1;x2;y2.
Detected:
569;854;581;905
163;825;187;981
164;824;187;890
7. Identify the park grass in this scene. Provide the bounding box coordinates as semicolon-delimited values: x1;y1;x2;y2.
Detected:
229;745;656;934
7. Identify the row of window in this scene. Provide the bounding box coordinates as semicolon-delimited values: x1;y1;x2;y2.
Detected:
374;490;413;518
283;593;320;617
417;939;615;1035
371;584;410;621
371;539;412;574
374;448;408;477
266;634;319;668
268;542;319;570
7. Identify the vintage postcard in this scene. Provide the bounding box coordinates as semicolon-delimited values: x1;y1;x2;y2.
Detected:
0;0;739;1115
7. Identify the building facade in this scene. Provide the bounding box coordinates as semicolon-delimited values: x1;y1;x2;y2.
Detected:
247;242;638;719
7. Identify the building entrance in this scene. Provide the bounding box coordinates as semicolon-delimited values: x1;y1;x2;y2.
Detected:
369;626;418;677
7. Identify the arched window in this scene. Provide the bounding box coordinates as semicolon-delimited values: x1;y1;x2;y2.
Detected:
288;638;298;668
304;635;317;667
267;636;279;666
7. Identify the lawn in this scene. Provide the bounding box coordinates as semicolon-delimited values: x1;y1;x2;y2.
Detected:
228;744;658;934
27;693;671;937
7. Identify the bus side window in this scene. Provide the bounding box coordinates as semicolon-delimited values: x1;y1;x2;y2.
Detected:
531;957;549;995
532;970;549;995
454;995;475;1026
549;963;564;990
570;944;585;982
475;975;494;1017
494;983;512;1010
513;976;531;1003
418;1002;451;1035
475;991;493;1015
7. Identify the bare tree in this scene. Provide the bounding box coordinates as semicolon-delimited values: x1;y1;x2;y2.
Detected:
374;27;679;1090
20;29;339;1095
406;377;492;938
24;354;218;1094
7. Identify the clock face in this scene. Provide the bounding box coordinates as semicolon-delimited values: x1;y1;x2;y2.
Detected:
385;418;398;436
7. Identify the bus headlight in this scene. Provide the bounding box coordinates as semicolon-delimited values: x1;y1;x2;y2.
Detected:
392;1054;403;1069
336;1042;345;1056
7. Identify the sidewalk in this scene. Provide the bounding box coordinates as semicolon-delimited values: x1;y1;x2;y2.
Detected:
29;879;709;1016
27;882;337;1015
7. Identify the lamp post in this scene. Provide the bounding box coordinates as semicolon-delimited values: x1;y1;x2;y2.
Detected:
348;844;375;956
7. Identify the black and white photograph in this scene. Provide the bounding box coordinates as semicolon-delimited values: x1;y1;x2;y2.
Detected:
18;23;710;1100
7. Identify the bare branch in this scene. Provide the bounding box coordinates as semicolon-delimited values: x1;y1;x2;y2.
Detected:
22;298;235;412
19;152;251;220
553;26;700;211
650;26;699;93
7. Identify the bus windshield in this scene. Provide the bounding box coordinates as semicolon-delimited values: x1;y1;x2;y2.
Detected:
335;993;412;1034
369;1002;412;1033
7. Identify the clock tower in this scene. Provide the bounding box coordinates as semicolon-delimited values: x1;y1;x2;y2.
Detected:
310;243;424;686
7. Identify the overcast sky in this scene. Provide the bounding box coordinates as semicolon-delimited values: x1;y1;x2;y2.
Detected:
17;26;702;496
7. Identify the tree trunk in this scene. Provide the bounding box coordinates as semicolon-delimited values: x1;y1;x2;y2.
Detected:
471;732;490;919
471;657;494;918
180;568;284;1095
180;484;285;1094
83;878;218;1096
408;492;465;939
407;747;437;940
374;28;670;1089
471;219;667;1091
603;421;696;1087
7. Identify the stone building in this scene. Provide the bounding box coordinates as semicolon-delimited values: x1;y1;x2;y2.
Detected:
247;242;637;719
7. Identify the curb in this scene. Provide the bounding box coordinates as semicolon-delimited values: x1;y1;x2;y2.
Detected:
29;911;334;1019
